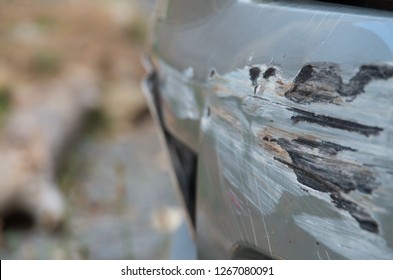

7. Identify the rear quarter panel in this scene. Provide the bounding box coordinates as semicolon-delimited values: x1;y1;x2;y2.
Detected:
150;0;393;259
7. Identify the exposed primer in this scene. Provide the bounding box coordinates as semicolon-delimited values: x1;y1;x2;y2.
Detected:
285;63;393;104
295;214;393;259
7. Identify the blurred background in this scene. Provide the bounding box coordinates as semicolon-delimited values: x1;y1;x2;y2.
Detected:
0;0;185;259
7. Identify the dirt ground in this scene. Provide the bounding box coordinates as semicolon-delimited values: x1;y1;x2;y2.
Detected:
0;0;184;259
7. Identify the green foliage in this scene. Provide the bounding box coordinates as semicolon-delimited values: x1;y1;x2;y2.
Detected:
83;108;111;136
57;108;110;190
123;18;146;43
34;14;58;30
0;85;12;125
30;50;61;76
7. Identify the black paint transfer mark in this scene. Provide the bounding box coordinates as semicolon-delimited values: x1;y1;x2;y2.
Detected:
293;64;314;84
286;63;341;104
209;69;216;78
250;95;270;103
263;67;276;79
274;138;378;194
249;66;261;94
265;136;380;233
249;66;261;86
289;108;383;137
300;186;309;193
330;194;379;233
340;64;393;97
285;63;393;104
293;137;357;156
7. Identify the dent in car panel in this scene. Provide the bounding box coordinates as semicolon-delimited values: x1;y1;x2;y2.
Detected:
159;63;200;120
157;61;202;151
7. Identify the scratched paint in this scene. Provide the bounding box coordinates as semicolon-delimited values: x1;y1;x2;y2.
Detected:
152;0;393;259
295;214;393;259
201;97;304;216
285;63;393;104
199;62;393;258
271;136;380;233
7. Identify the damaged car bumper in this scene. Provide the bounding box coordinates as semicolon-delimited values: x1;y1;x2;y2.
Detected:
143;0;393;259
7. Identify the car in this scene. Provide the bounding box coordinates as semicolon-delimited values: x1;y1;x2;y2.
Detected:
142;0;393;259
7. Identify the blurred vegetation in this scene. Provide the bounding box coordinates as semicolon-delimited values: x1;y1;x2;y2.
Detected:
34;14;58;30
56;108;111;193
0;85;11;126
57;147;85;192
0;0;147;81
83;108;111;137
0;0;163;260
30;50;62;76
122;16;146;43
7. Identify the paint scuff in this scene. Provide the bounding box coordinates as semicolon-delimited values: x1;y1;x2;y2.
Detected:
289;108;383;137
261;136;380;233
285;63;393;104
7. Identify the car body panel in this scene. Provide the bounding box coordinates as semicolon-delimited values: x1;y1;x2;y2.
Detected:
147;0;393;259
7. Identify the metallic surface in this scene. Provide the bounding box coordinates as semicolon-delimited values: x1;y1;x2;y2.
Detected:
147;0;393;259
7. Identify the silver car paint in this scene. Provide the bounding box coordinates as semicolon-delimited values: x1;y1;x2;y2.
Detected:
148;0;393;259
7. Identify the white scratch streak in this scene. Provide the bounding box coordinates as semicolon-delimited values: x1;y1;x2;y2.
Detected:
324;14;344;43
249;214;258;246
325;250;331;260
262;215;272;256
